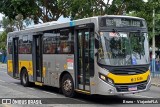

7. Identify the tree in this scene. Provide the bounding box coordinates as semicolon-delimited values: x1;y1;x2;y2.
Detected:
128;0;160;47
0;0;72;23
0;31;7;50
0;0;38;21
0;16;16;51
68;0;93;20
37;0;72;22
15;14;24;31
1;17;15;32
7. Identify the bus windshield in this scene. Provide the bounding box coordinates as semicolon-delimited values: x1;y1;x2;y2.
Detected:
97;31;149;66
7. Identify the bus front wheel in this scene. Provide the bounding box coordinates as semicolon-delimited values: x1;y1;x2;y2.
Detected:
61;74;75;97
21;69;30;87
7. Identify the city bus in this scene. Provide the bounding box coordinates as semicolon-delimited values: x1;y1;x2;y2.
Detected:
7;15;151;97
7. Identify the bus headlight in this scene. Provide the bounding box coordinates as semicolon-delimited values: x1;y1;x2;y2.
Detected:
99;73;114;86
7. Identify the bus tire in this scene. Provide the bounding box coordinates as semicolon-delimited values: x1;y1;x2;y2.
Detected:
21;69;30;87
61;74;75;97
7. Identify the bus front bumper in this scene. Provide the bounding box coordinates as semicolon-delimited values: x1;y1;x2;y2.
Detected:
96;76;151;95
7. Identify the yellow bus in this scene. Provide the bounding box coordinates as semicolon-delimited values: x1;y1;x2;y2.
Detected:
7;15;151;97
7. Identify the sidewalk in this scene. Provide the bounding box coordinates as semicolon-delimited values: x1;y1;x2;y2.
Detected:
151;77;160;87
0;63;7;68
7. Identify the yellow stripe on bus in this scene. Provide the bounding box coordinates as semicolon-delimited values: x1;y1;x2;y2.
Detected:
7;60;13;72
107;70;150;84
7;60;46;77
75;89;90;94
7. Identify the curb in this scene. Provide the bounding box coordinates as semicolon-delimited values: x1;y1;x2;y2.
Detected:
0;66;7;69
151;83;160;87
0;64;7;67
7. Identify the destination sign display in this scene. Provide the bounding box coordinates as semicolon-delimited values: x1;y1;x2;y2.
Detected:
100;17;145;28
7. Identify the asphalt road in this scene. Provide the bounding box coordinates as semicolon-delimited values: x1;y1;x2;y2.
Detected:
0;67;160;107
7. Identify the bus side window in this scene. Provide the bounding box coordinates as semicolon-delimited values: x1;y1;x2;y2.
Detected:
59;28;74;54
18;35;32;54
8;42;12;54
43;36;57;54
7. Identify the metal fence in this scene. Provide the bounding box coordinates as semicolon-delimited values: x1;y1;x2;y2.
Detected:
150;61;160;78
0;50;7;63
151;72;160;78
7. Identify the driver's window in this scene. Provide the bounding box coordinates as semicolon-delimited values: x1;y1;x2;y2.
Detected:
130;33;145;57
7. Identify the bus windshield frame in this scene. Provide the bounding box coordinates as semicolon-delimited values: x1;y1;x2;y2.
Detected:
97;30;149;66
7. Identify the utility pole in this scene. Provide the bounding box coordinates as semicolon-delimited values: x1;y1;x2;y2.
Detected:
152;8;155;77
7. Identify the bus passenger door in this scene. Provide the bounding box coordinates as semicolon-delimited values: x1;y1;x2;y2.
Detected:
12;37;19;78
33;35;43;82
76;27;94;92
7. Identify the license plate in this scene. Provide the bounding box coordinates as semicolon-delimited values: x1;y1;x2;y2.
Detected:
128;86;137;91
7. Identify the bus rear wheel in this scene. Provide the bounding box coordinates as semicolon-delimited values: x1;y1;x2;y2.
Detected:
61;74;75;97
21;69;30;87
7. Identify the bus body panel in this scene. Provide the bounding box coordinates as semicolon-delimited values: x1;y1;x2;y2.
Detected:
43;54;74;88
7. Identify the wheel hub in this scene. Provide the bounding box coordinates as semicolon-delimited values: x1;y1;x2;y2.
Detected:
63;79;72;92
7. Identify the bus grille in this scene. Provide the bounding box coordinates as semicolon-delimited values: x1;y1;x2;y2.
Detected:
110;66;148;75
115;81;147;92
98;63;149;75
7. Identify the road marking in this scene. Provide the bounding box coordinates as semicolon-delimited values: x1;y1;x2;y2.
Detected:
9;83;18;86
42;91;57;95
69;98;87;103
28;88;36;90
0;71;7;73
132;94;153;98
0;84;40;98
0;79;5;82
28;87;57;95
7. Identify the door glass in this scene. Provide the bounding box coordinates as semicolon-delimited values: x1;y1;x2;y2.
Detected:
36;37;40;77
34;35;43;82
77;29;93;90
84;32;90;85
89;32;95;77
13;38;19;77
78;32;83;85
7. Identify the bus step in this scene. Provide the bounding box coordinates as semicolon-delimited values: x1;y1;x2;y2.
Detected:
35;82;43;86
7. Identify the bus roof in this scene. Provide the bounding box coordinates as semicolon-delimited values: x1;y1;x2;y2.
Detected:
8;15;145;36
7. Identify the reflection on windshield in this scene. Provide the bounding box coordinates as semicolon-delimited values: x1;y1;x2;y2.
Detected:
98;32;149;66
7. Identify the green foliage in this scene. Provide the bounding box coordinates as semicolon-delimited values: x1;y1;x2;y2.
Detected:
0;0;38;20
0;31;7;50
68;0;93;20
0;0;72;23
0;17;14;51
1;17;15;32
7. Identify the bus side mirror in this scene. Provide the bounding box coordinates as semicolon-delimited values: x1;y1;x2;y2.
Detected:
95;38;99;49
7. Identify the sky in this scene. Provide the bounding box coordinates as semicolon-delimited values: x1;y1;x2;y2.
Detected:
0;13;3;20
0;13;4;31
